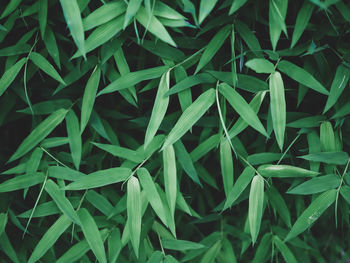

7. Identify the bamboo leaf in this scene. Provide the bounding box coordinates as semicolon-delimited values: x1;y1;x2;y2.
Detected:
9;108;68;162
220;139;234;197
245;58;275;74
229;0;248;14
257;164;319;178
81;66;101;133
266;186;291;227
28;215;72;263
195;25;231;74
65;167;131;190
269;71;286;150
291;1;314;48
219;83;268;137
0;0;21;19
163;144;177;218
162;88;215;149
124;0;142;29
127;176;142;258
145;71;170;148
198;0;218;24
274;236;298;263
38;0;47;39
59;0;85;58
285;189;337;241
298;152;349;165
162;239;206;251
277;60;328;95
78;208;107;263
66;110;81;170
249;175;264;244
0;213;7;237
0;57;26;97
92;142;144;163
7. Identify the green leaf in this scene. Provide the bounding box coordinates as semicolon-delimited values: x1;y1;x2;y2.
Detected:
287;115;326;128
269;0;288;50
127;176;142;258
274;236;298;263
200;240;221;263
287;174;341;195
9;108;68;162
298;152;349;165
45;180;80;225
66;110;82;170
0;57;26;97
0;0;21;19
235;20;263;57
285;189;337;241
223;166;255;210
124;0;142;29
44;28;60;69
257;164;319;178
38;0;48;38
83;2;126;31
145;71;170;148
59;0;85;58
98;65;168;96
277;60;329;95
0;173;45;193
219;83;268;137
136;6;177;47
163;144;177;218
162;88;215;149
86;190;114;216
198;0;218;24
245;58;275;74
92;142;144;163
340;185;350;205
251;233;272;263
229;0;248;14
269;71;286;150
78;208;107;263
162;239;206;251
108;228;122;263
291;1;314;48
81;66;101;133
28;215;72;263
48;166;85;181
266;186;291;227
137;168;167;226
29;52;65;85
220;139;234;197
249;175;264;244
324;65;350;113
65;167;131;190
195;25;231;74
0;213;8;237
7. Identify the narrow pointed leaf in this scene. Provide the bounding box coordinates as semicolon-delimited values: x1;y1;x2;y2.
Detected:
124;0;142;29
0;57;26;97
249;175;264;244
219;83;268;137
78;208;107;263
245;58;275;74
127;176;142;258
285;189;337;241
162;239;206;251
258;164;319;178
298;152;349;165
269;71;286;150
229;0;248;14
163;145;177;218
220;139;234;197
92;142;144;163
291;1;314;48
9;108;68;162
66;110;81;170
266;186;291;227
198;0;218;24
274;236;298;263
162;88;215;149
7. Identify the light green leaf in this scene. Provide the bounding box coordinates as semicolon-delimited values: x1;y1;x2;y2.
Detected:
251;233;272;263
9;108;68;162
266;186;291;227
274;236;298;263
86;190;114;216
83;2;126;31
269;0;288;50
219;83;268;137
162;88;215;149
28;215;72;263
81;66;101;133
124;0;142;29
98;65;169;96
136;6;176;47
127;176;142;258
200;240;221;263
145;71;170;148
287;174;341;195
285;189;337;241
257;164;319;178
277;60;328;95
92;142;144;163
324;65;350;113
108;228;122;263
0;213;8;237
44;28;60;68
38;0;48;38
48;166;85;181
298;152;349;165
66;110;82;170
45;180;81;225
59;0;85;58
269;71;286;150
163;144;177;218
162;239;206;251
220;139;234;197
198;0;218;24
235;20;263;57
245;58;275;74
137;168;167;226
78;208;107;263
29;52;65;85
0;57;26;97
229;0;248;14
65;167;131;190
249;175;264;244
195;25;231;74
223;166;255;210
291;1;314;48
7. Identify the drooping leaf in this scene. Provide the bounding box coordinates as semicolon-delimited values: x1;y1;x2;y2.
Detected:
291;1;314;48
249;175;264;244
0;57;26;97
220;139;234;197
274;236;298;263
198;0;218;24
66;110;82;170
163;144;177;218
